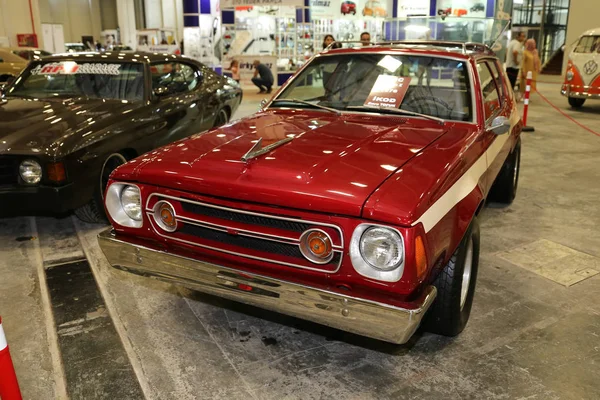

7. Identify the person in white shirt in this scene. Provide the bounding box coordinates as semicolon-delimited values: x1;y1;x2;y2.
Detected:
506;31;526;90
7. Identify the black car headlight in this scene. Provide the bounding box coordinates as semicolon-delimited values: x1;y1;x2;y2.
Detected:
105;183;143;228
19;159;42;184
350;224;405;282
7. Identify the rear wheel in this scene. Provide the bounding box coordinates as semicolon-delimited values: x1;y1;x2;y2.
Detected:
74;153;127;223
424;217;480;337
488;138;520;204
568;97;585;108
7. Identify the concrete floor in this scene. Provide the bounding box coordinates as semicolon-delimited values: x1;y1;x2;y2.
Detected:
1;77;600;400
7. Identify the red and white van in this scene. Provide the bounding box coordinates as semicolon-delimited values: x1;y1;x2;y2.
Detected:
562;28;600;108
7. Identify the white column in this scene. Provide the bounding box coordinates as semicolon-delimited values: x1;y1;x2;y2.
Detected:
116;0;137;48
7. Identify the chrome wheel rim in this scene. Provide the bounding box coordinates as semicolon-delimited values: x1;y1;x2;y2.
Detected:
460;237;474;311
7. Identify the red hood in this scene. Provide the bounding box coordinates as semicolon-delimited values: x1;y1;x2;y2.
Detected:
118;110;447;217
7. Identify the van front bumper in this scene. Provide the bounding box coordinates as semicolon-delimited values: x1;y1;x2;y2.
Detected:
98;228;437;344
561;84;600;99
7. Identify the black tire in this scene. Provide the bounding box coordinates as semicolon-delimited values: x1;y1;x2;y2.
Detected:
424;217;480;337
568;97;585;108
488;138;521;204
74;153;127;223
213;108;229;128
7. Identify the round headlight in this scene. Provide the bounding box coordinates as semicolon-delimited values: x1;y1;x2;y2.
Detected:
19;159;42;184
566;70;574;81
359;227;403;271
120;185;142;221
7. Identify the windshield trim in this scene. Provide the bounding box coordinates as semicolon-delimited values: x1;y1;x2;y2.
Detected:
268;51;479;125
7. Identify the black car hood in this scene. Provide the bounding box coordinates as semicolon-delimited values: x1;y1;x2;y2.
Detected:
0;97;136;156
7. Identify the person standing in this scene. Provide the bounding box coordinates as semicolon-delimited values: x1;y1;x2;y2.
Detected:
230;60;240;83
520;38;541;98
251;60;274;94
322;35;341;86
506;31;526;91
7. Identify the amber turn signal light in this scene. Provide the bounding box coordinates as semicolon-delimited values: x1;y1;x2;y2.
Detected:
299;230;333;264
47;162;66;183
153;201;178;232
415;235;428;280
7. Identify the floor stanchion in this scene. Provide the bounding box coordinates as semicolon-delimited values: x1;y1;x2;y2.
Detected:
0;317;23;400
522;71;535;132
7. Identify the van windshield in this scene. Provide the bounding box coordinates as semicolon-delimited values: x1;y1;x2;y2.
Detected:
574;36;600;53
273;53;473;122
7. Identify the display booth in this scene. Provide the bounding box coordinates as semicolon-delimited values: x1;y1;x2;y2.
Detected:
217;0;389;88
180;0;509;88
136;29;181;54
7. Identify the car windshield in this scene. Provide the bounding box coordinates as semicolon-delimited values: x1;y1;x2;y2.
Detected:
274;53;473;122
6;61;145;101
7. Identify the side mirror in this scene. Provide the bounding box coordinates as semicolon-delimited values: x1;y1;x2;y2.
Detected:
259;98;268;112
489;116;511;135
153;86;170;97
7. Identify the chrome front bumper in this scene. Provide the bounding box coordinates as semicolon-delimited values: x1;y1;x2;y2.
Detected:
561;84;600;99
98;229;437;344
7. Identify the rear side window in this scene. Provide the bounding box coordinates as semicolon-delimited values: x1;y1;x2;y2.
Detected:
477;62;502;122
574;36;600;53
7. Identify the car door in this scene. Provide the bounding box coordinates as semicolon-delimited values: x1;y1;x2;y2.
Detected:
147;61;209;148
475;59;513;195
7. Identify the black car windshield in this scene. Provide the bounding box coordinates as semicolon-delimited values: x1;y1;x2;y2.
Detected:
274;53;473;122
6;61;145;101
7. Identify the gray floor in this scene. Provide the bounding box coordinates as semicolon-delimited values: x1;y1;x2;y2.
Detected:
1;78;600;400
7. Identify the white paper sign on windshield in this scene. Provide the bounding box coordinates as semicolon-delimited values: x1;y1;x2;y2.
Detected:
364;75;411;108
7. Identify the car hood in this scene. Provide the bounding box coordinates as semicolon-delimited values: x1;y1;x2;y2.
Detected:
0;97;132;156
126;110;447;217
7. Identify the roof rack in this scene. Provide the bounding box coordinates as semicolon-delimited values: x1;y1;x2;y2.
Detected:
324;40;495;55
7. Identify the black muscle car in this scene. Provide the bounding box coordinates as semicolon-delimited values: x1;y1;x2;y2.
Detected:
0;52;242;222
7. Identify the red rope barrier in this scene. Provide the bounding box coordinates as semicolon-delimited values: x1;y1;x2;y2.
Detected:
535;90;600;138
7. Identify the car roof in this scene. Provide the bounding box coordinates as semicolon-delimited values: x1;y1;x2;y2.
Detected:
0;49;29;62
0;47;43;52
322;41;497;61
581;28;600;37
31;51;192;64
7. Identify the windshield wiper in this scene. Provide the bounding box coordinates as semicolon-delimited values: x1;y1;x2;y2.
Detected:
270;98;341;115
347;106;444;125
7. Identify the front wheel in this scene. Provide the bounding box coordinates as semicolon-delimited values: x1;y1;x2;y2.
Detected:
568;97;585;108
213;108;229;128
424;217;480;337
74;153;127;223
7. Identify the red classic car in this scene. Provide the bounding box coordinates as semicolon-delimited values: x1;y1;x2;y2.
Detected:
341;1;356;15
98;41;522;344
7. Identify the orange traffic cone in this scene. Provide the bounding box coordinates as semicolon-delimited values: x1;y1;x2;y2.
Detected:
0;317;22;400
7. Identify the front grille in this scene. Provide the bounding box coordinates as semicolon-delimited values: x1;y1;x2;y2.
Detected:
148;194;344;273
181;201;312;232
0;156;18;185
179;223;341;269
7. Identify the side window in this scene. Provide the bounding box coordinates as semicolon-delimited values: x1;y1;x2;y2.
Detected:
477;62;501;122
487;60;507;99
150;62;201;94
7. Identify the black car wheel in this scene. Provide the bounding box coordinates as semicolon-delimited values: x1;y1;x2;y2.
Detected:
424;217;480;337
213;108;229;128
488;138;521;204
568;97;585;108
74;153;127;223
